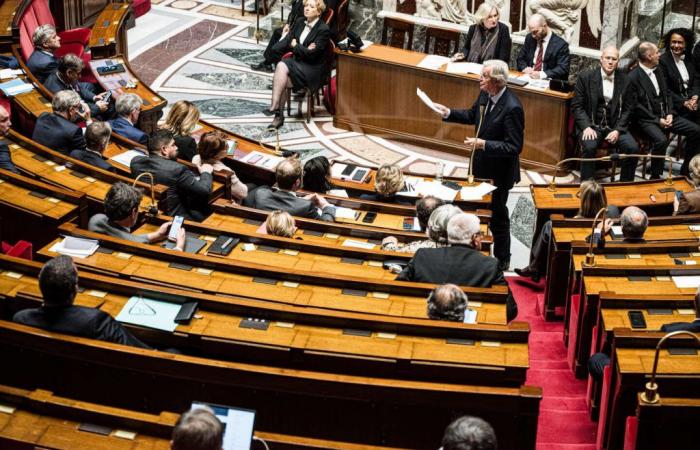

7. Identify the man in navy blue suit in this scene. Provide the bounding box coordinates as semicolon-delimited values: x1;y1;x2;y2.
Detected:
108;93;148;145
0;105;18;173
32;90;87;155
432;59;524;271
516;13;570;81
26;24;60;84
44;54;111;119
69;121;115;172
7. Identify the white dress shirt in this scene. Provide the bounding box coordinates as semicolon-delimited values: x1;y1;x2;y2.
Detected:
532;30;552;79
673;54;690;91
641;64;660;95
600;69;614;104
299;18;319;45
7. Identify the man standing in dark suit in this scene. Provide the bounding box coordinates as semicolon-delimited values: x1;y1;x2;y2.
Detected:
131;129;214;221
26;24;60;84
244;157;336;221
44;54;110;119
572;46;638;181
433;59;524;270
0;105;18;173
69;121;115;172
32;90;87;155
397;213;517;321
108;93;148;145
516;13;570;81
628;41;700;177
13;255;150;348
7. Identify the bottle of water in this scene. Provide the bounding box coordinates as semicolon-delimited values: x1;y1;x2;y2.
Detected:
435;161;444;183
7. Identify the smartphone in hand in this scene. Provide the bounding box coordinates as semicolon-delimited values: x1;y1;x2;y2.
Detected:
168;216;184;241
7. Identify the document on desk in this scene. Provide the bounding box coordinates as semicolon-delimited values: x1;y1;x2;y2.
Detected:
415;180;458;201
671;276;700;289
417;54;451;70
445;62;483;75
416;88;443;115
397;176;422;197
116;296;180;332
110;149;146;167
49;237;99;259
460;182;497;200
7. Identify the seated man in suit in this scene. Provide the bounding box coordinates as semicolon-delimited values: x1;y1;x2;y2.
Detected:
244;158;336;221
69;121;114;172
0;104;18;173
659;28;699;120
427;284;468;322
26;24;60;84
89;182;186;249
381;196;447;253
397;212;518;321
32;90;87;155
109;93;148;145
516;13;570;81
572;46;638;181
13;255;150;348
592;205;647;246
628;41;700;177
44;54;110;119
171;407;224;450
131;129;214;221
441;416;497;450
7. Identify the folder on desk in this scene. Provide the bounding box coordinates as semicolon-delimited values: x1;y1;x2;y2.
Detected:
0;78;33;96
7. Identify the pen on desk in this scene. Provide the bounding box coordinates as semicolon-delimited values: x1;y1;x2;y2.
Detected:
221;237;234;249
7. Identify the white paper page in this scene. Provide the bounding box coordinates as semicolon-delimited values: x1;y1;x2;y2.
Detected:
0;69;22;79
415;180;458;201
397;176;422;198
342;239;376;250
327;189;349;197
417;54;451;70
116;296;180;332
416;87;443;114
671;276;700;288
445;62;483;74
49;237;99;258
460;182;497;200
330;163;348;178
335;207;358;219
110;149;146;167
463;309;478;324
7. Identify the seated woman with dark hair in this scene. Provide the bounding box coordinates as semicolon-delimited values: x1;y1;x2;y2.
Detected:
516;179;620;282
303;156;333;193
360;164;412;204
192;131;248;203
263;0;331;130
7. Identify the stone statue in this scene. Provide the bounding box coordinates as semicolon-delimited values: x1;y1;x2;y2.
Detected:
415;0;476;25
525;0;602;42
415;0;442;20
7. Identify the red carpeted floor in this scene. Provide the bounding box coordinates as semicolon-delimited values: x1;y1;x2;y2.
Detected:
507;276;598;450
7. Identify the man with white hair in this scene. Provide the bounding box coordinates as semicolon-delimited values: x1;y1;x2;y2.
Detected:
108;93;148;145
397;213;518;321
27;24;61;83
516;13;570;81
32;90;87;155
432;59;524;272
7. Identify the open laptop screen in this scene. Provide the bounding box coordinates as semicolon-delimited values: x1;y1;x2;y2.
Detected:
191;402;255;450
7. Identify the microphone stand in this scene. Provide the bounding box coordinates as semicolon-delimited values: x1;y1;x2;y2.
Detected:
466;103;486;186
132;172;158;216
582;207;608;268
641;330;700;404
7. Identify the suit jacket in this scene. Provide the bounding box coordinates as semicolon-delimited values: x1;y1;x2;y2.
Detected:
44;72;101;117
627;65;675;124
32;112;86;155
243;185;336;221
675;189;700;215
108;116;148;145
571;67;631;135
0;141;18;173
462;22;512;64
660;318;700;332
26;50;57;84
516;33;570;81
69;149;115;172
444;88;524;189
88;213;149;243
659;50;700;111
285;18;332;91
130;154;213;221
13;305;150;348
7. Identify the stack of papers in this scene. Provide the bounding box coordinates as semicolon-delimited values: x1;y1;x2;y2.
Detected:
241;151;283;170
49;237;99;259
415;180;459;201
0;78;33;96
460;182;497;200
671;276;700;289
342;239;376;250
445;62;483;75
116;296;180;332
397;176;423;198
0;69;23;80
327;189;349;198
110;149;146;167
334;206;359;220
417;55;451;70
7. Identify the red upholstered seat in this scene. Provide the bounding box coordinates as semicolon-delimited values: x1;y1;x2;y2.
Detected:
132;0;152;18
1;241;33;260
622;416;638;450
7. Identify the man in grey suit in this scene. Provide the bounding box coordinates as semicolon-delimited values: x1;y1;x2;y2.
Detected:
131;129;213;221
32;90;87;155
244;157;336;221
13;255;150;348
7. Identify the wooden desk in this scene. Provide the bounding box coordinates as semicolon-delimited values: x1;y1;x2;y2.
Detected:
334;44;574;169
88;3;131;59
0;0;19;53
626;394;700;450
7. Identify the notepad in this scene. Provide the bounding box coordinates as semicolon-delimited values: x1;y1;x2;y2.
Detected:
672;276;700;288
110;149;146;167
116;296;180;332
49;237;99;259
460;182;497;200
0;78;33;96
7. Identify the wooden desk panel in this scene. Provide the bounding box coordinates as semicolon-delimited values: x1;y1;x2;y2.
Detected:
89;3;131;59
335;45;573;169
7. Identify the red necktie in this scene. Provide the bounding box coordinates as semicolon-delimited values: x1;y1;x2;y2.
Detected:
534;40;544;71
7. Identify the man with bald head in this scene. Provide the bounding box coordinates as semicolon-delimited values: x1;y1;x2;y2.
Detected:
627;41;700;178
516;13;570;81
427;284;468;322
572;46;638;181
0;105;18;173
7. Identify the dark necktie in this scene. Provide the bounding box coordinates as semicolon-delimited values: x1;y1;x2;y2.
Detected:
534;40;544;71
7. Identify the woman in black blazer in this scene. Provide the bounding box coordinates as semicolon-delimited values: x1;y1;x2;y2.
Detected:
453;4;511;65
264;0;331;130
659;28;699;119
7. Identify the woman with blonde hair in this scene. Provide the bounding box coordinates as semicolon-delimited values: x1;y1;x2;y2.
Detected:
264;210;297;237
452;3;511;64
516;180;619;281
360;164;411;204
674;154;700;215
162;100;201;161
192;131;248;203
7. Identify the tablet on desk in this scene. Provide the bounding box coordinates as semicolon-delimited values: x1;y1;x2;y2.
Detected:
191;402;256;450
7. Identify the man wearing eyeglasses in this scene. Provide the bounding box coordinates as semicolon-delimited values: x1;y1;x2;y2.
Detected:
32;90;88;155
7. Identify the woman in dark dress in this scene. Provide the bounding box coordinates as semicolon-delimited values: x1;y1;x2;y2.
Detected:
264;0;331;130
452;4;511;65
162;100;200;161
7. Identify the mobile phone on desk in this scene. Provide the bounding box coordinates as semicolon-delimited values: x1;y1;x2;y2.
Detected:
168;216;184;242
352;169;368;182
628;310;647;329
341;164;356;176
362;211;377;224
676;190;683;200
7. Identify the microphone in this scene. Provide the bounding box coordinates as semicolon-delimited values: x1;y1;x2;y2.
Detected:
132;172;158;216
466;101;487;186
